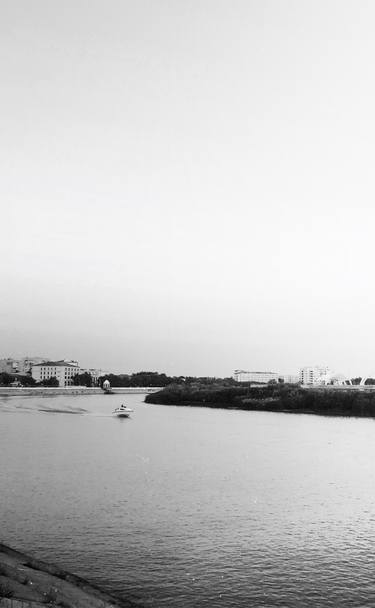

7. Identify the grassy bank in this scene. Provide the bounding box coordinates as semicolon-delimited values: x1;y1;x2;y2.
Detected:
145;384;375;418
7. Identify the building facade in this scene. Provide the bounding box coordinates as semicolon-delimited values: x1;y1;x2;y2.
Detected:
233;370;280;384
0;356;47;375
18;357;47;374
280;374;299;384
0;358;18;374
31;360;80;387
299;366;331;385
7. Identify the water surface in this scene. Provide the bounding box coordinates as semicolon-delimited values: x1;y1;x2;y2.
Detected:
1;394;375;607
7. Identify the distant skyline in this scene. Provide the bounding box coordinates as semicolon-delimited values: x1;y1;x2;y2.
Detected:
2;1;375;378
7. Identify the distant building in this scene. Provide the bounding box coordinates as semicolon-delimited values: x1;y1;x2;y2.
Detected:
299;366;331;385
233;370;279;384
18;357;47;374
0;356;47;375
0;358;18;374
31;360;80;387
280;374;299;384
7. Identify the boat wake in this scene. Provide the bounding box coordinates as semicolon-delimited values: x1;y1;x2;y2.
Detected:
0;398;88;415
38;408;86;414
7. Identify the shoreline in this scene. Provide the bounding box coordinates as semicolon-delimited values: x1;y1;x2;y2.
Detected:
145;384;375;420
0;387;160;396
0;542;139;607
147;400;375;419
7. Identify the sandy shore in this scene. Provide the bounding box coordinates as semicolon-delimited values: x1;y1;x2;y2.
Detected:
0;543;139;607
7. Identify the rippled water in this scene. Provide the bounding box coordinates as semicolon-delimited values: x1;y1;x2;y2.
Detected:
1;394;375;607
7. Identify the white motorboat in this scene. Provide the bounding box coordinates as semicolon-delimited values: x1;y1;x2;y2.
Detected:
113;404;134;418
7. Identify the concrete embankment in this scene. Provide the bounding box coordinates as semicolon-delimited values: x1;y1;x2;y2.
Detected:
0;387;161;397
0;542;139;607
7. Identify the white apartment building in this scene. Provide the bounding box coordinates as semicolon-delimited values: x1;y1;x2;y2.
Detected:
32;360;80;387
233;370;280;384
299;366;331;385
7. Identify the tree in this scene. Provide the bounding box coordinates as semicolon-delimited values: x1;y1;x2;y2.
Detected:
98;372;175;388
16;374;36;386
0;372;13;386
40;376;59;387
72;372;93;387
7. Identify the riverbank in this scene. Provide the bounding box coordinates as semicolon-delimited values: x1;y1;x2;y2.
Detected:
0;542;138;607
0;387;161;396
145;384;375;418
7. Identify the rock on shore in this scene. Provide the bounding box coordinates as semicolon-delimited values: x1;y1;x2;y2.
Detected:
0;543;139;607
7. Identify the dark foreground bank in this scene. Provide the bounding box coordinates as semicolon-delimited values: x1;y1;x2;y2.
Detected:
145;384;375;418
0;543;140;607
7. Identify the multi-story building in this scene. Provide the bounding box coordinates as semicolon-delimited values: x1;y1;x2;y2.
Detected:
0;358;18;374
0;356;47;375
18;357;47;374
299;366;331;385
31;360;80;387
233;370;280;384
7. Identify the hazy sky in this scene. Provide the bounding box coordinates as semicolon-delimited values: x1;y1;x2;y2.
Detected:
2;1;375;377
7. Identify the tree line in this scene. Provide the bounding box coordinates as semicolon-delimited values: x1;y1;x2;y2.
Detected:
97;372;237;388
145;383;375;418
0;370;237;388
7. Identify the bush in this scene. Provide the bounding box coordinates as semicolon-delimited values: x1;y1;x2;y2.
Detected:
40;377;59;387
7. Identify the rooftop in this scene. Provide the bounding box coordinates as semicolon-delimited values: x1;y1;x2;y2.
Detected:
33;360;79;367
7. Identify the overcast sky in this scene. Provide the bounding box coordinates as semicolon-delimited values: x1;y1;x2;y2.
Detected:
2;1;375;377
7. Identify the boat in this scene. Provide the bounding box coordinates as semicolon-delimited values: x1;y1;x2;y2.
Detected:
113;404;134;418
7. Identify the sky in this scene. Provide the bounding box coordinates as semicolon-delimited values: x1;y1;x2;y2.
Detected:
2;0;375;377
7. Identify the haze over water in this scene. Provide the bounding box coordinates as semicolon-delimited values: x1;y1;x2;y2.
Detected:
2;394;375;607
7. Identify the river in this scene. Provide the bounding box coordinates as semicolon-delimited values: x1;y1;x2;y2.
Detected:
1;393;375;607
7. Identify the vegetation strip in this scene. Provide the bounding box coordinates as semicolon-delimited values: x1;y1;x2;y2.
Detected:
145;384;375;418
